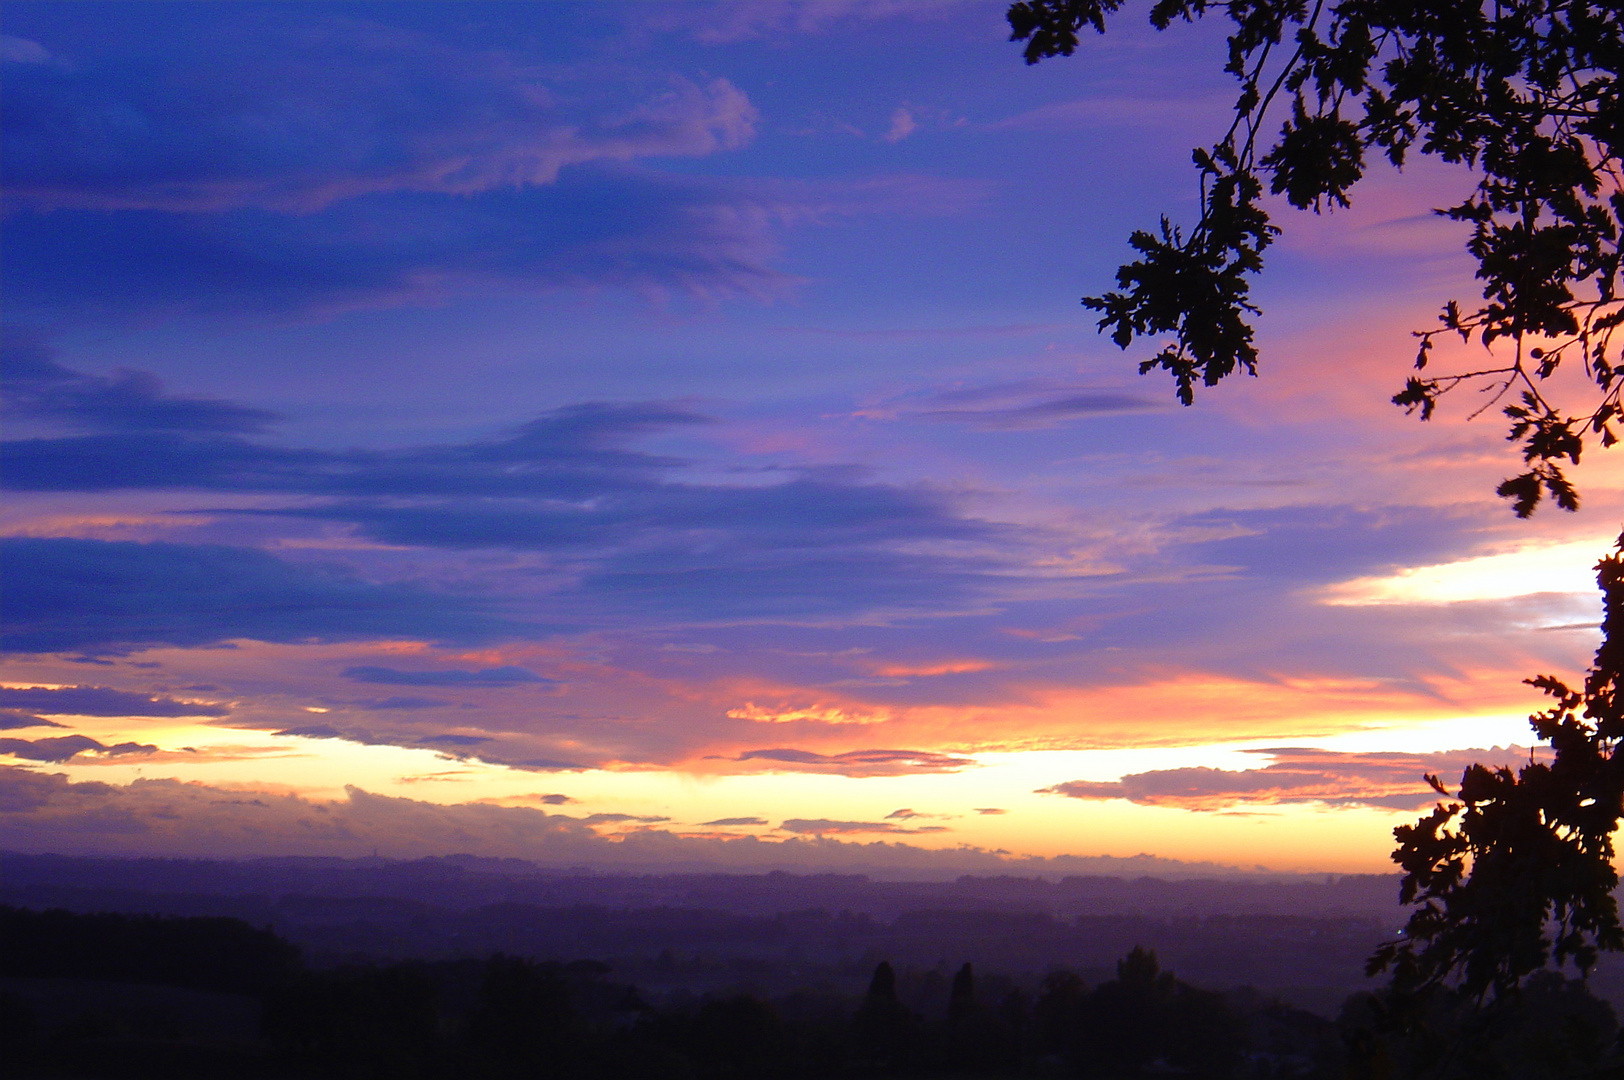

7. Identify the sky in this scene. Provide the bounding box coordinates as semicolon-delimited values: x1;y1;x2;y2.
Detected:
2;0;1618;877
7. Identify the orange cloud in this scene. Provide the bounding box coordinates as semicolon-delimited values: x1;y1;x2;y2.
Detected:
869;660;996;678
725;701;894;725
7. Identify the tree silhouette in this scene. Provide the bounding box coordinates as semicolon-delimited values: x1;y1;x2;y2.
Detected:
1069;947;1242;1079
463;954;578;1076
854;960;915;1071
1033;969;1088;1067
1009;0;1622;517
1340;970;1619;1079
1368;540;1624;1004
1009;0;1624;1011
263;962;440;1079
948;961;976;1029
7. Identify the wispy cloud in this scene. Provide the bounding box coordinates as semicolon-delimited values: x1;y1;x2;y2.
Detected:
4;394;1024;637
882;107;918;144
4;20;756;214
0;685;228;718
343;665;553;687
642;1;965;45
0;734;157;763
2;326;276;435
1;537;506;655
0;710;65;731
734;747;975;777
778;817;949;834
860;377;1164;429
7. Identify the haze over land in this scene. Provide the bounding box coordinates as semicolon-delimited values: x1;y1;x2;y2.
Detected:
3;0;1617;877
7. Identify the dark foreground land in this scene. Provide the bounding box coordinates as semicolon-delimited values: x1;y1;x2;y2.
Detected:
3;853;1623;1078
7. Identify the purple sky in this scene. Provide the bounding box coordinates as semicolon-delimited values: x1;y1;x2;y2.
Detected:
1;1;1614;874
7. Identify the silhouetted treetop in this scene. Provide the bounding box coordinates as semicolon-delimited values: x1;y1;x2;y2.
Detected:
867;959;899;1002
1370;538;1624;1003
1010;0;1623;515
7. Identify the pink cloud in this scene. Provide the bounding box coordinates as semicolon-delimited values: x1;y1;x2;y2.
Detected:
1039;745;1547;811
732;747;976;777
778;818;950;835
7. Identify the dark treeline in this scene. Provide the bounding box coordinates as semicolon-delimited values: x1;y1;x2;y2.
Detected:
4;905;1622;1079
0;853;1420;1015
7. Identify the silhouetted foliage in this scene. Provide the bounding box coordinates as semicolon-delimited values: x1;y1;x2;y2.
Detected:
1368;539;1624;1006
1340;970;1620;1079
1009;0;1623;517
940;961;1017;1074
0;904;299;995
854;960;915;1072
263;962;441;1078
948;961;976;1028
686;993;791;1076
1033;968;1089;1064
1009;5;1624;1061
463;954;579;1075
1070;946;1243;1078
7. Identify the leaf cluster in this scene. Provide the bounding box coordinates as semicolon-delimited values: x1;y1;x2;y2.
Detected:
1367;536;1624;1004
1009;0;1624;515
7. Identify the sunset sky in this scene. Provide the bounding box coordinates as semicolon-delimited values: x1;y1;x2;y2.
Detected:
3;0;1617;876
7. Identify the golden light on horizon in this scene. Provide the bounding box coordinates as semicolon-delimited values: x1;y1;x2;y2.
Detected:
1323;536;1613;607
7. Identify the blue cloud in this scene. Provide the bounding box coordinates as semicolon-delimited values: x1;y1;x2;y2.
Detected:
0;7;782;317
2;325;276;434
0;537;507;655
343;665;553;687
0;734;157;763
578;547;998;622
0;710;65;731
353;696;449;711
923;392;1162;429
272;725;357;742
2;401;701;493
0;685;229;717
2;397;1016;626
416;733;493;747
1174;505;1487;586
3;15;754;214
4;168;807;318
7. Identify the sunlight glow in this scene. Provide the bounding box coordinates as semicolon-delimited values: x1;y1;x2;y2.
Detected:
1322;537;1612;605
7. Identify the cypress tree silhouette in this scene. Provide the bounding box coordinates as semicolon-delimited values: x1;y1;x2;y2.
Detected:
948;962;975;1028
855;960;914;1072
943;961;1016;1074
